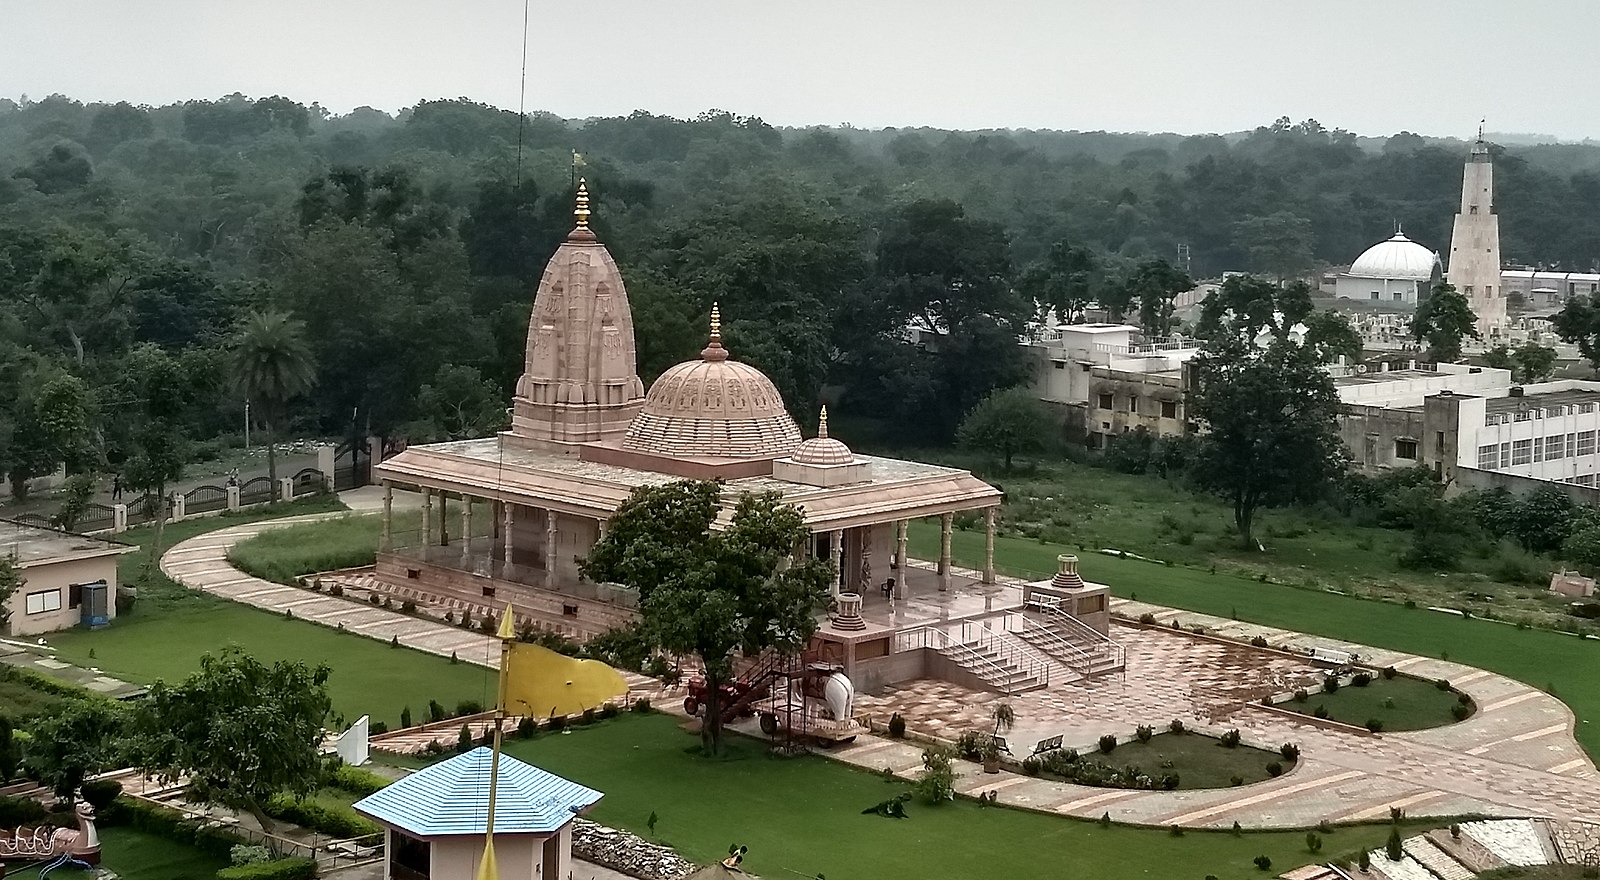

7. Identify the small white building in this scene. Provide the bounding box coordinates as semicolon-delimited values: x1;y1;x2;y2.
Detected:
0;519;132;636
1027;323;1201;445
1334;231;1442;307
353;746;602;880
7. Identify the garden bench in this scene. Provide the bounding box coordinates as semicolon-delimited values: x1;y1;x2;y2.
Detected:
990;735;1013;755
1031;735;1063;756
1309;647;1354;667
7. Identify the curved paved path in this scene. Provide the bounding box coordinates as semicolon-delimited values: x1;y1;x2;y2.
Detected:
163;517;1600;829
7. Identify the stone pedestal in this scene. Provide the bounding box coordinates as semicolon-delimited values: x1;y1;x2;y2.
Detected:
171;493;186;522
112;504;127;534
278;477;294;503
226;485;241;511
832;592;867;631
317;444;336;492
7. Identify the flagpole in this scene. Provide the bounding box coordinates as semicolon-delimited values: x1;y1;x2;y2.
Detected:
477;605;516;880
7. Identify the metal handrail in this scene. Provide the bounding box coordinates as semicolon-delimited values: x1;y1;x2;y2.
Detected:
1026;601;1127;672
961;620;1052;690
1001;611;1096;670
895;625;1031;695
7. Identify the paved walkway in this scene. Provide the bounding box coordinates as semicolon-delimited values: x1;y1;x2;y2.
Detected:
162;515;1600;831
842;594;1600;829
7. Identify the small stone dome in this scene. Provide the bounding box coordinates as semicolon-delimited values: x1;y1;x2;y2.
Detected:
620;306;802;459
1349;231;1440;281
791;406;854;466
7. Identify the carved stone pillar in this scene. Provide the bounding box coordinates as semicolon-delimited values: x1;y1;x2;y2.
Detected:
421;489;432;548
501;502;514;574
545;510;559;589
438;494;449;546
461;496;473;558
381;482;393;551
895;520;909;600
983;506;997;585
830;529;844;599
939;512;953;592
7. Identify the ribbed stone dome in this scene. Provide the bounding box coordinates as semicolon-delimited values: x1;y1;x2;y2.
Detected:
1349;231;1440;281
791;406;854;466
620;307;802;459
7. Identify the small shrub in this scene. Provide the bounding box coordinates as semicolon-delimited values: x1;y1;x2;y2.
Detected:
1135;724;1154;744
913;747;956;804
516;716;537;738
1168;824;1184;837
1253;855;1272;871
1292;688;1309;703
1231;821;1242;836
1449;823;1460;839
1097;734;1117;754
326;764;390;797
1385;827;1403;861
1451;703;1470;721
888;713;906;739
1250;635;1270;648
580;707;598;725
599;703;620;719
1316;819;1333;834
1280;743;1299;761
1305;831;1322;852
1323;676;1341;694
329;583;344;597
456;724;473;753
80;779;123;810
400;600;416;614
369;721;388;735
1021;757;1041;776
399;706;412;729
1358;851;1371;871
1230;775;1244;787
1099;812;1111;828
1313;705;1329;719
1389;806;1405;823
1365;718;1384;733
230;845;273;866
1382;666;1397;679
1457;692;1472;706
1138;612;1156;624
456;700;484;716
216;858;318;880
547;714;567;731
424;739;445;755
632;698;652;713
1266;761;1284;777
389;634;399;648
1352;672;1372;687
0;796;45;828
1435;679;1451;691
1219;729;1242;748
368;593;381;606
427;700;446;723
1168;719;1186;735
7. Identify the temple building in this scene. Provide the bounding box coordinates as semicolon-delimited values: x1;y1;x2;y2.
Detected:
369;183;1118;692
1448;135;1508;337
1333;230;1442;307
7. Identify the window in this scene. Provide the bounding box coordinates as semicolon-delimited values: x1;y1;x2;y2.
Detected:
1370;291;1380;300
1052;361;1065;370
1512;439;1533;465
1582;474;1598;488
1160;401;1178;419
1394;439;1418;460
1125;397;1138;414
1393;291;1404;301
1464;286;1475;296
1515;409;1533;422
1544;436;1566;460
1478;444;1499;468
1500;442;1511;468
1097;393;1113;410
1470;205;1479;215
1582;403;1597;414
24;590;61;615
1533;440;1545;463
1581;431;1597;456
1079;363;1090;372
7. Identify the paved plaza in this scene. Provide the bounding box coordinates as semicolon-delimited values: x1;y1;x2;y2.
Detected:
162;510;1600;831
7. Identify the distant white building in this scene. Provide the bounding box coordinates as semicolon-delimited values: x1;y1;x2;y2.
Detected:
1499;269;1600;311
1334;231;1442;307
1448;138;1509;337
1027;323;1201;447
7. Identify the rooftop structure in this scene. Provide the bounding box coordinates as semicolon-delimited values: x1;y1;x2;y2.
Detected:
0;519;132;636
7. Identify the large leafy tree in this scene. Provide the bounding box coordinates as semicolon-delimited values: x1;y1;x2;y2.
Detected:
1120;258;1195;337
1302;310;1364;365
8;371;96;498
1197;275;1313;346
1484;342;1558;384
1552;294;1600;375
1232;211;1315;282
1410;282;1480;362
25;700;127;803
229;310;316;490
580;481;832;755
121;346;190;575
410;363;507;441
1018;240;1101;324
956;387;1050;471
1188;338;1345;547
132;648;331;832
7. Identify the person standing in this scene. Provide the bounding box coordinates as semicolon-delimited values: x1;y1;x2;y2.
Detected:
111;474;122;501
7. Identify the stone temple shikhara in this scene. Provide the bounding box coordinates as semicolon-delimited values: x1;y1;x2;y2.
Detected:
375;182;1119;690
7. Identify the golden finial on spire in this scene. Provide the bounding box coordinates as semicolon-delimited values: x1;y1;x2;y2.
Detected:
709;302;722;343
701;302;728;361
574;178;591;230
818;405;829;439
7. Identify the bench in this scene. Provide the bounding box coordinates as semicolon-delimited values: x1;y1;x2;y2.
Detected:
990;735;1013;756
1309;647;1354;667
1031;735;1063;756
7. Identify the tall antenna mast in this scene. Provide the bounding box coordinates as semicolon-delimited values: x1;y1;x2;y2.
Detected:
514;0;531;189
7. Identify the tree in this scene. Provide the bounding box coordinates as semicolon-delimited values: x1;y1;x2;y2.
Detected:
1411;283;1480;362
9;372;96;498
50;473;97;532
1302;310;1363;365
1117;259;1195;337
1552;294;1600;375
410;364;507;441
132;648;331;831
580;481;832;755
121;346;190;576
0;555;22;631
1019;240;1101;324
1197;275;1313;347
1232;212;1314;282
229;310;316;491
1508;485;1574;553
1188;339;1344;547
955;387;1049;471
1562;524;1600;574
25;700;126;802
1105;426;1157;474
1512;342;1557;384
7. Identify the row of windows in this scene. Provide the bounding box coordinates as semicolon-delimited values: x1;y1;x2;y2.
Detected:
1368;291;1406;301
1485;401;1599;425
1478;431;1600;468
24;590;61;615
1094;393;1179;419
1558;474;1598;488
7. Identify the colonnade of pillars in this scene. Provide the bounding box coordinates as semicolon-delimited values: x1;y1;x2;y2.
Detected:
380;482;581;590
816;505;998;601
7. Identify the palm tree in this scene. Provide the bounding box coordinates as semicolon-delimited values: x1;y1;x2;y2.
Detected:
229;310;316;495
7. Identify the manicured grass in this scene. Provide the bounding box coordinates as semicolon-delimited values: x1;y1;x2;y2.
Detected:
97;826;230;880
912;522;1600;761
496;713;1416;880
1097;733;1291;790
1281;675;1469;732
0;674;75;720
42;500;495;729
227;514;382;585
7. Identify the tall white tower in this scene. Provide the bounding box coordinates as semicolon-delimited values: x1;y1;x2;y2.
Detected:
1446;137;1506;337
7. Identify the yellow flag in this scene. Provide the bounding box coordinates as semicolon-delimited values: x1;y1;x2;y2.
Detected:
503;642;628;719
475;836;498;880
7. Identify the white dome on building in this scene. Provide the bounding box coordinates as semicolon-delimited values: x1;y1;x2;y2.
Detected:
1348;231;1440;281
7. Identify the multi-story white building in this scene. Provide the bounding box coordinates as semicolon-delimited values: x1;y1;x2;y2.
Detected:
1027;323;1200;446
1499;269;1600;311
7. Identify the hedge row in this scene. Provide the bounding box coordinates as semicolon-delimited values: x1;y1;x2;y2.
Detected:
99;797;245;861
263;794;379;839
216;857;317;880
323;764;389;797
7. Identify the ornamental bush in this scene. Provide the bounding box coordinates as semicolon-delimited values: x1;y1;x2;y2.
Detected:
216;857;318;880
1219;729;1242;748
1097;734;1117;754
1352;672;1372;687
887;713;906;739
1135;724;1154;743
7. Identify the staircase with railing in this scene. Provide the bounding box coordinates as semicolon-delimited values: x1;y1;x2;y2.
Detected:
894;620;1051;695
1019;601;1126;677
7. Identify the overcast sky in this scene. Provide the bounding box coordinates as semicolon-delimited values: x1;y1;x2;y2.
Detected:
5;1;1596;140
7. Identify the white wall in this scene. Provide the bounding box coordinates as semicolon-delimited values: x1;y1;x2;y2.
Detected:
1334;274;1423;306
9;555;120;637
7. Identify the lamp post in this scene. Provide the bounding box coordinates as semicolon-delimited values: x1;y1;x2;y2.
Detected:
244;401;251;450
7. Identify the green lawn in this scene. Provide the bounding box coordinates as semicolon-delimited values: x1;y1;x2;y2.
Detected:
1093;733;1291;790
1280;676;1468;732
227;513;383;585
912;522;1600;761
42;500;495;729
96;826;230;880
496;713;1416;880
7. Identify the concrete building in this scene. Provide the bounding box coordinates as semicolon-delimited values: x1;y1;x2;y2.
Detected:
353;746;601;880
1500;269;1600;311
0;519;133;636
1334;231;1442;306
1448;138;1508;338
1026;323;1200;447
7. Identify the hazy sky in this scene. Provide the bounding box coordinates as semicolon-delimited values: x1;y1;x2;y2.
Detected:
6;1;1598;139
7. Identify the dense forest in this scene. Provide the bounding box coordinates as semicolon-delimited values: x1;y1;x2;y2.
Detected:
3;93;1600;480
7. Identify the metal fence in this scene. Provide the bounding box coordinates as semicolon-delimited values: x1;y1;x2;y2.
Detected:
239;476;274;506
124;493;162;527
77;502;116;533
292;467;326;498
184;484;228;515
